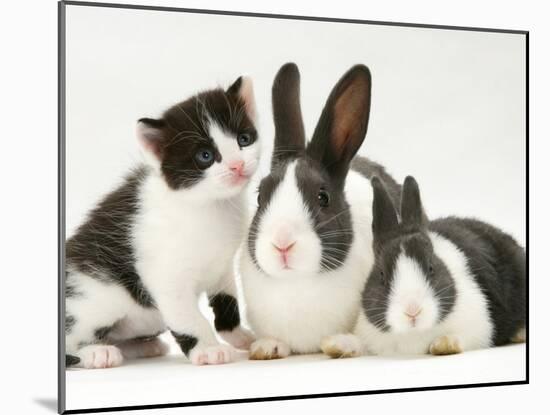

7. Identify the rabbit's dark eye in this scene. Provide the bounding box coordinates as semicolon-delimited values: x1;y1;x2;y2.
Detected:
195;148;215;168
237;133;254;147
428;264;434;275
318;189;330;207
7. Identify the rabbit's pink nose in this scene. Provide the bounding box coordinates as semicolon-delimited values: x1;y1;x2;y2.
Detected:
272;241;296;269
229;160;245;176
272;241;296;253
404;304;422;319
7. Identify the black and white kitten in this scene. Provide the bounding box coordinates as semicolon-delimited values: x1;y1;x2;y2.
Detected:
65;77;260;368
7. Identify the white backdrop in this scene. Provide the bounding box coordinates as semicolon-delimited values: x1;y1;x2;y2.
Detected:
65;6;526;244
3;0;543;414
61;4;527;411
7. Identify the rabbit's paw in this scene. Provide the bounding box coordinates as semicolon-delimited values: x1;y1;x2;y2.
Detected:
429;335;463;355
321;334;362;358
249;338;290;360
510;327;526;343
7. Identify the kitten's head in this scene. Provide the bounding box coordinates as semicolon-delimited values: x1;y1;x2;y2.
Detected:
137;76;260;200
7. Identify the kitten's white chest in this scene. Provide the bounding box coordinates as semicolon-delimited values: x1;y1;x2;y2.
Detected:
133;174;247;290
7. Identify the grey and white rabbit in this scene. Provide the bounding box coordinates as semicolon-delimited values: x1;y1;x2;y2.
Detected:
65;77;259;368
322;176;526;357
239;63;401;359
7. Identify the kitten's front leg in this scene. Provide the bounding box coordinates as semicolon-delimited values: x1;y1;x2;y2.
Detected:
208;273;255;351
152;288;235;365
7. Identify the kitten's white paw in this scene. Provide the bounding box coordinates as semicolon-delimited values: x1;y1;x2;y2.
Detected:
79;345;124;369
249;338;290;360
219;327;255;350
321;334;362;358
189;344;235;365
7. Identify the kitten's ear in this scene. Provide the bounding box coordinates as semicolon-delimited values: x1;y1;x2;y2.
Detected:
400;176;427;228
371;176;398;244
227;76;257;121
137;118;166;166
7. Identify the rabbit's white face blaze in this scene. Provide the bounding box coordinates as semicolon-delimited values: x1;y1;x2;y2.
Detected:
386;252;440;333
254;161;322;279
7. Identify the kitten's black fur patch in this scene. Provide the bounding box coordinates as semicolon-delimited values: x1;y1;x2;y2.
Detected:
126;333;163;343
209;293;240;331
66;354;81;366
65;273;81;298
66;167;155;308
65;315;76;333
171;332;198;357
94;326;112;342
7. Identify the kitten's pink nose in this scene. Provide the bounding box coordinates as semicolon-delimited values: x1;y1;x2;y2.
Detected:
229;160;245;176
404;304;422;319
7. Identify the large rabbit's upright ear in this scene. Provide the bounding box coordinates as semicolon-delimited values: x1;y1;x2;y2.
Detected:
307;65;372;186
371;176;399;247
400;176;427;229
271;63;306;169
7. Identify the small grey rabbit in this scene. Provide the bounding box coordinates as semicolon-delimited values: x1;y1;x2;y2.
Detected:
322;176;526;357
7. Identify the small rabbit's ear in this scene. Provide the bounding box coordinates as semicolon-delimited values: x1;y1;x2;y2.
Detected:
307;65;372;186
271;62;306;169
137;118;166;166
401;176;426;228
227;75;257;121
372;176;398;241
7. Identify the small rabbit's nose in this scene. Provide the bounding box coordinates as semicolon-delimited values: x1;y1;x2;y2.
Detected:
404;304;422;319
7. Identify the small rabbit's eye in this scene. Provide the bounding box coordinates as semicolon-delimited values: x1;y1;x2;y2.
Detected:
428;264;434;275
318;189;330;207
237;133;254;147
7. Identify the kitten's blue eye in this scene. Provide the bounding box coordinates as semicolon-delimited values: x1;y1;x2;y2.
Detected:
195;148;215;167
237;133;254;147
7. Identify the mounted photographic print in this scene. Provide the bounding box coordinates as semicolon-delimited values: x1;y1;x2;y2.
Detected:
58;1;528;413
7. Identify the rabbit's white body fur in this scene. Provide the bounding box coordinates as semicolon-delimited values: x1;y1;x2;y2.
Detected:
354;231;493;355
240;165;375;353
